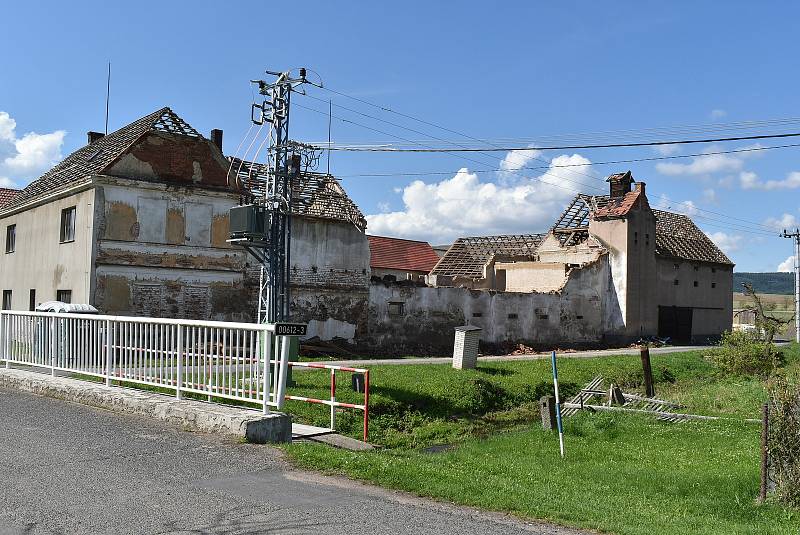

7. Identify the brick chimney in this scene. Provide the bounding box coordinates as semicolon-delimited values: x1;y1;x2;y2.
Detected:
635;182;646;195
210;129;223;151
607;170;634;198
87;131;105;144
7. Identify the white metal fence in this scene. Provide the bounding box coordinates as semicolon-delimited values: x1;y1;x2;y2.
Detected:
0;310;292;413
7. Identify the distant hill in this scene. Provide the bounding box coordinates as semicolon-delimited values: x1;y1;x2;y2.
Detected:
733;272;794;295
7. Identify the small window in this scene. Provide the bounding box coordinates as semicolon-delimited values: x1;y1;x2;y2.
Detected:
673;263;680;270
693;265;699;271
693;281;699;287
2;290;11;310
711;282;717;289
56;289;72;304
29;289;35;311
673;279;679;286
508;313;518;319
472;312;483;318
576;315;584;320
5;224;15;253
60;206;76;243
645;233;650;246
711;267;717;273
634;231;638;245
537;314;549;320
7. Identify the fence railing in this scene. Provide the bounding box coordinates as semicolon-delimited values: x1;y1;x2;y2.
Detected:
286;362;370;441
0;310;292;414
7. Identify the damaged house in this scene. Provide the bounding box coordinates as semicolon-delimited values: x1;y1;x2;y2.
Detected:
376;172;733;350
0;108;370;343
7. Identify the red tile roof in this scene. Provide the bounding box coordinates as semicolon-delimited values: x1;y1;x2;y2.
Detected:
368;235;441;273
593;185;650;218
0;188;20;208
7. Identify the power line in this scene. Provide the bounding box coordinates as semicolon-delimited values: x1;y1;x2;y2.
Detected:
333;142;800;179
310;84;782;235
314;131;800;152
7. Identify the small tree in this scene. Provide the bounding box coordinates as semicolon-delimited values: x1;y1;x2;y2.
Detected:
740;283;794;345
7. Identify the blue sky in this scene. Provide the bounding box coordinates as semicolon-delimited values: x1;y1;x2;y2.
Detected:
1;1;799;272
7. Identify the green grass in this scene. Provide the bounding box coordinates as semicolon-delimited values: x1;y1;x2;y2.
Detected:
281;344;800;534
286;414;798;535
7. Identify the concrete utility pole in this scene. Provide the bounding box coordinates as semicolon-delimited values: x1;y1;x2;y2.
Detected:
781;228;800;343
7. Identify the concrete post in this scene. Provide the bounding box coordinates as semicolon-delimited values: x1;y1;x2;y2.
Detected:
452;326;482;370
540;395;557;430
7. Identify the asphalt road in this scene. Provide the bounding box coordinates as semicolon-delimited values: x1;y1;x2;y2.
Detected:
0;387;587;535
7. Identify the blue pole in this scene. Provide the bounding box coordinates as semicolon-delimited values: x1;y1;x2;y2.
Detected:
551;350;565;457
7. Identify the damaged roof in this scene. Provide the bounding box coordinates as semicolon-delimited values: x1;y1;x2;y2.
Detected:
652;209;733;265
553;193;733;265
228;158;367;231
368;235;440;273
0;188;20;208
430;234;546;278
1;108;203;212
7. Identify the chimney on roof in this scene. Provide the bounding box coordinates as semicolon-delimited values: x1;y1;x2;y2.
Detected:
607;170;634;198
635;182;646;195
87;131;105;144
210;129;223;152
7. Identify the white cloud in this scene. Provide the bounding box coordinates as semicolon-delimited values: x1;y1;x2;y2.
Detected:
778;255;796;272
377;202;390;213
705;231;742;253
710;109;727;119
366;153;592;244
498;145;541;179
763;213;799;231
702;188;717;203
739;170;800;191
0;111;65;188
654;144;680;156
656;152;744;176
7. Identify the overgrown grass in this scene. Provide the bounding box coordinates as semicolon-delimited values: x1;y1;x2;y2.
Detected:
283;345;800;534
286;414;798;535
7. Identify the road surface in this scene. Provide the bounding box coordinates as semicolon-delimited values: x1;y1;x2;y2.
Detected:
0;387;587;535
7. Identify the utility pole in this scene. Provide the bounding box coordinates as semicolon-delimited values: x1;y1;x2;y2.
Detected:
781;227;800;343
228;68;321;325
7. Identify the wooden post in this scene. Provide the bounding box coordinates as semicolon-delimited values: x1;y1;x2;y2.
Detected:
759;402;769;503
640;346;655;398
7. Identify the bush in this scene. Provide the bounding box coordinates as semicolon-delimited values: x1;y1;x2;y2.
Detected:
455;378;508;415
768;374;800;507
708;330;783;377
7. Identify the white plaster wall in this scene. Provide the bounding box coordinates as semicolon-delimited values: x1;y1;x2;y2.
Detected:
0;187;96;309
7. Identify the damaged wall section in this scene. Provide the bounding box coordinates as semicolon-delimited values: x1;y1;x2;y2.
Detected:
367;252;622;354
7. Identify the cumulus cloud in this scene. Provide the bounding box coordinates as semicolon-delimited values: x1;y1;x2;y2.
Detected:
739;170;800;191
498;145;541;179
0;111;65;188
377;202;390;213
777;255;796;272
366;153;592;244
705;231;742;253
763;213;799;231
656;152;744;176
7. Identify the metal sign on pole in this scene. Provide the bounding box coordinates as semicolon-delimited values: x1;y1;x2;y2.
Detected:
550;350;565;458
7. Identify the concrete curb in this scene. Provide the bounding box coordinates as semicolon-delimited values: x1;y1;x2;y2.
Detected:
0;367;291;443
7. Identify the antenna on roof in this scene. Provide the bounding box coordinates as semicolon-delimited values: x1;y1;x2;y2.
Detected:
105;62;111;135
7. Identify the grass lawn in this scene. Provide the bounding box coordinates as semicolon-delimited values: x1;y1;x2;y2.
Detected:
282;344;800;534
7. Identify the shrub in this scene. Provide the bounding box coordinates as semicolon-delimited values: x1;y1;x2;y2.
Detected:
768;374;800;507
455;378;507;415
708;330;783;377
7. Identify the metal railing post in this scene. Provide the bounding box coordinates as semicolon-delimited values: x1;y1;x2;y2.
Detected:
105;319;112;387
176;324;183;400
363;369;370;443
330;368;336;431
276;335;290;411
50;316;57;376
0;311;6;369
261;328;272;415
